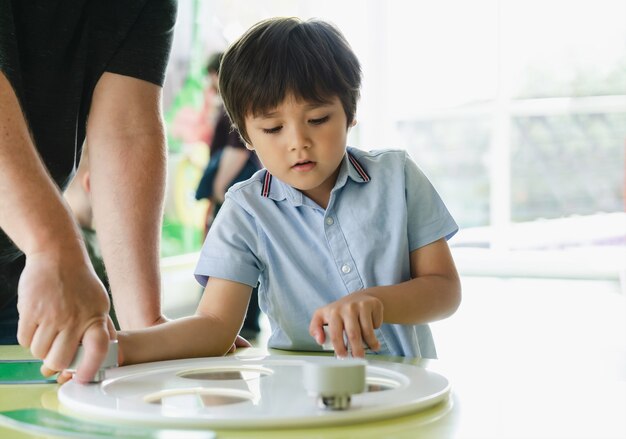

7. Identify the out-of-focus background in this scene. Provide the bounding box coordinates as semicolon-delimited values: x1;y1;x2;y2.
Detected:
158;0;624;370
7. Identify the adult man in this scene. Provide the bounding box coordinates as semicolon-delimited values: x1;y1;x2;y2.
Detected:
0;0;177;382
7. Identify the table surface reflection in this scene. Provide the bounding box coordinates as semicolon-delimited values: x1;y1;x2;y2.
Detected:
1;343;625;439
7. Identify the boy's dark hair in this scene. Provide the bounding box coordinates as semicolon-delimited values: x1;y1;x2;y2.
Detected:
206;52;224;75
219;17;362;144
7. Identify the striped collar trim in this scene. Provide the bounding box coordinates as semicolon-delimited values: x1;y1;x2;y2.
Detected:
347;152;371;182
261;151;371;198
261;169;272;197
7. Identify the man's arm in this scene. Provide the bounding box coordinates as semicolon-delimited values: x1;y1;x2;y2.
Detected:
86;72;168;329
0;72;112;382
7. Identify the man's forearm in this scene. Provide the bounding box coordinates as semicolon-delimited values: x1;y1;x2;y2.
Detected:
86;73;168;330
0;72;85;258
88;133;166;329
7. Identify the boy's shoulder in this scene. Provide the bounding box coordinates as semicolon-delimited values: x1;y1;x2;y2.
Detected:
347;147;409;173
227;168;267;197
348;146;407;161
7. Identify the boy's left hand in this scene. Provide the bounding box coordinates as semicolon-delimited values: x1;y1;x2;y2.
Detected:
228;335;253;353
42;315;118;385
309;291;383;358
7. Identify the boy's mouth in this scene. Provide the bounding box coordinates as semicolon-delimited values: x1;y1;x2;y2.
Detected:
292;160;316;171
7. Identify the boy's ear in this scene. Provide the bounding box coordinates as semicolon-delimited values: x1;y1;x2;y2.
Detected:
81;172;91;194
350;119;357;127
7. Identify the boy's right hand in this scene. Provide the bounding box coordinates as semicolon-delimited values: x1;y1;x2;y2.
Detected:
309;291;383;358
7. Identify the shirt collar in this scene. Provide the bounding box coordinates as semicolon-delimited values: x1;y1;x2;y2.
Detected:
261;148;371;204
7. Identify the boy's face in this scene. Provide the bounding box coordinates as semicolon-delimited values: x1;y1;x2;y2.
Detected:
244;94;350;207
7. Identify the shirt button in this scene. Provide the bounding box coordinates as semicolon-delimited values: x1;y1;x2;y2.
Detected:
326;217;334;225
341;264;351;274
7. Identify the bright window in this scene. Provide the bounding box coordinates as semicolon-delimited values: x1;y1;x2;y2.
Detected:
165;0;626;280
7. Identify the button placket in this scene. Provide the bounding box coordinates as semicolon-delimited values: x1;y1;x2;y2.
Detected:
324;208;363;292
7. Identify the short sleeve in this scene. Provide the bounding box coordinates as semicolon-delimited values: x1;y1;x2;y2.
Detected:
404;151;459;251
194;197;262;288
105;0;177;86
0;2;20;93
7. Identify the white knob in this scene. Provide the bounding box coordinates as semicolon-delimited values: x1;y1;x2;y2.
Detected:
303;358;366;410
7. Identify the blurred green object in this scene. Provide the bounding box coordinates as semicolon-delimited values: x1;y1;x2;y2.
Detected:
164;75;204;154
0;408;216;438
162;0;207;255
0;361;56;384
164;0;205;154
161;219;204;258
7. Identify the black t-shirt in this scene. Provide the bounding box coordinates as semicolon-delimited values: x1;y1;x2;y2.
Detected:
0;0;177;307
210;107;247;155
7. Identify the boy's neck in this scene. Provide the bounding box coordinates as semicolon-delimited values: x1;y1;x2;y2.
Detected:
300;163;343;210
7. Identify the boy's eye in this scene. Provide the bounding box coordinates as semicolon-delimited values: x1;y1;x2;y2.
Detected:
263;125;282;134
309;115;330;125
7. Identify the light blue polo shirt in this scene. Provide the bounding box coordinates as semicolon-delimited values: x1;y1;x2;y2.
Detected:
195;147;458;358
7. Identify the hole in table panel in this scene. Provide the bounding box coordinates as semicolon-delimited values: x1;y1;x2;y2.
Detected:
366;377;401;392
144;387;253;407
177;365;273;381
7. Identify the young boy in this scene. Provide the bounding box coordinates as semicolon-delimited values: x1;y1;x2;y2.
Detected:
54;17;461;380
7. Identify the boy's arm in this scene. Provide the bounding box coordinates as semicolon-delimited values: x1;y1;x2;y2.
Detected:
310;238;461;357
118;277;253;365
365;237;461;324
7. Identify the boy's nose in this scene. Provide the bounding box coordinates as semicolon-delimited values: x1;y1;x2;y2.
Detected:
289;125;311;151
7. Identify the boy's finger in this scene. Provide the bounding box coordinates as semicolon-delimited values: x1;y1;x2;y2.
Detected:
372;305;384;329
328;316;348;358
359;311;380;351
235;335;252;347
344;317;365;358
308;313;325;344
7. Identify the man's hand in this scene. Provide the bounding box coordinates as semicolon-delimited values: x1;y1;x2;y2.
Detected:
309;292;383;358
16;248;113;383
